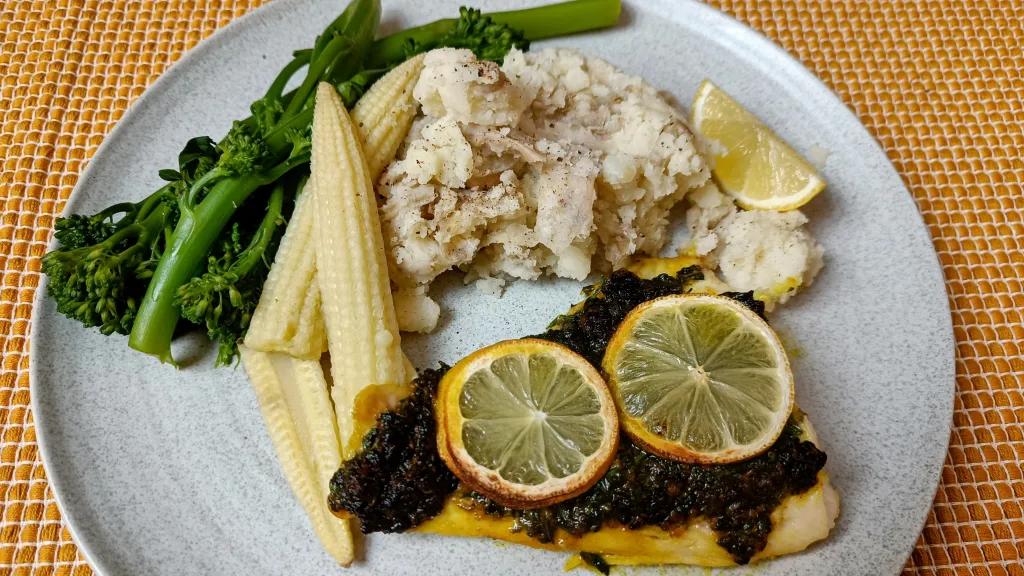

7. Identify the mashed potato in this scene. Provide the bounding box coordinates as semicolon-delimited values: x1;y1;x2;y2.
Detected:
683;183;823;308
392;286;441;333
378;47;712;294
711;209;824;307
377;47;823;327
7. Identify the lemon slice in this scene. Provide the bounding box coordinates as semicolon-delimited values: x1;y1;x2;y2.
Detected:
437;339;619;508
691;79;826;211
602;294;793;464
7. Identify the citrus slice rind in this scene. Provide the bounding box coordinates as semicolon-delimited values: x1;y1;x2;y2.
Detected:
436;339;619;509
602;294;794;464
691;79;826;211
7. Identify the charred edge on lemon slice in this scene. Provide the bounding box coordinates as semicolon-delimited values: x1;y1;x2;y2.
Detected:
601;292;785;466
444;427;620;511
437;339;620;510
330;270;826;564
328;366;459;533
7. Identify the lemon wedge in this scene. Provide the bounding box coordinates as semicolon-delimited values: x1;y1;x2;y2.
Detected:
437;339;619;508
691;80;825;211
602;294;793;464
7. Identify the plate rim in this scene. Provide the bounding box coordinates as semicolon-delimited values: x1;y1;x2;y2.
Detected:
29;0;956;574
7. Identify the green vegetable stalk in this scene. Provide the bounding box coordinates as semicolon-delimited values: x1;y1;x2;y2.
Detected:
367;0;621;68
176;179;292;366
128;0;380;364
41;186;178;336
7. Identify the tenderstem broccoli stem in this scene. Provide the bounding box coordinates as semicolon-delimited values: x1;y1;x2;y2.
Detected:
127;154;309;364
365;0;621;68
282;0;381;121
83;190;169;261
266;52;312;102
106;185;170;231
282;37;357;121
233;182;286;280
95;202;140;225
490;0;621;41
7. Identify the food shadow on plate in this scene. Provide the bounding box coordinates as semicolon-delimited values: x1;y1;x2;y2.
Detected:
400;269;589;370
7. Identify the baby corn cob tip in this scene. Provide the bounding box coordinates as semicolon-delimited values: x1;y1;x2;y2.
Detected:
239;345;353;566
353;52;426;178
244;189;327;359
312;82;406;454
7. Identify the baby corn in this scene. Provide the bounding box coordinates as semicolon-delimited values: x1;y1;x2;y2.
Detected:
239;346;353;566
241;59;426;566
312;82;406;454
245;54;427;356
244;189;327;359
353;53;426;176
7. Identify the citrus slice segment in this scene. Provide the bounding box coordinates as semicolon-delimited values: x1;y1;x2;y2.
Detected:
691;79;826;211
602;294;793;464
437;338;618;508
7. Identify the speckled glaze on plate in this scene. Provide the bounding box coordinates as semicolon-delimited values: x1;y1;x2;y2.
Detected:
29;0;954;574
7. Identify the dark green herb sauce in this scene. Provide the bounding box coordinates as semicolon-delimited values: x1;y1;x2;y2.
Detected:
461;420;823;563
541;267;708;367
328;268;827;565
580;552;611;574
327;367;459;533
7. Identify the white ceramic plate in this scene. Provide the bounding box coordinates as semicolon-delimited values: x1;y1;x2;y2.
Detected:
30;1;954;574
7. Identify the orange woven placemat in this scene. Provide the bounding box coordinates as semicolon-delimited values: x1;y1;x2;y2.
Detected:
1;0;1021;574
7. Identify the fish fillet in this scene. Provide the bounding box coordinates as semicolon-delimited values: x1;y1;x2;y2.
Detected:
414;414;839;567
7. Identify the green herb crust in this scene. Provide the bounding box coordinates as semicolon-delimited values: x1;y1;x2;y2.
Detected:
580;552;611;574
328;269;827;564
327;367;459;533
463;418;824;563
542;267;706;367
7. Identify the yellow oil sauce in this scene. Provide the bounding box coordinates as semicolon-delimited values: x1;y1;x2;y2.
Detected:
562;554;601;574
414;497;735;567
344;382;412;458
626;254;704;280
414;471;835;568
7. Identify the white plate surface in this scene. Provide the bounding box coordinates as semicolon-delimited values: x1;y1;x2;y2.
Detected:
31;1;954;574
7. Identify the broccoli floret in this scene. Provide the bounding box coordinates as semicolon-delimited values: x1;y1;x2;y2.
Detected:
401;7;529;64
126;0;376;365
42;186;179;336
52;211;118;250
432;7;530;62
333;7;532;107
180;122;272;210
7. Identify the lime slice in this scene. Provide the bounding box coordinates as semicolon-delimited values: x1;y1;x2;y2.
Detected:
602;294;793;464
437;339;619;508
691;79;826;211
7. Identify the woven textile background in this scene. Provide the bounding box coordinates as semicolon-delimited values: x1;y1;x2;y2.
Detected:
1;0;1021;574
